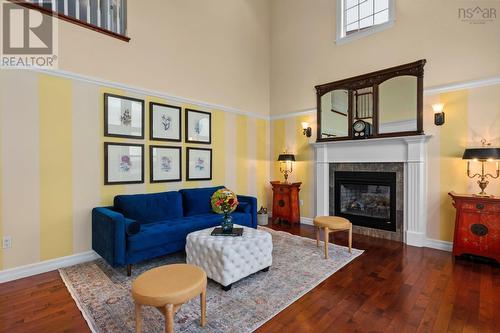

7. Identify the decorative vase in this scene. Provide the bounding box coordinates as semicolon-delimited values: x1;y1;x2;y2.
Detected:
221;212;233;232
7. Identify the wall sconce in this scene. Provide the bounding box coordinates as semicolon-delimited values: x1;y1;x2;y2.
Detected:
462;139;500;196
278;153;295;183
301;122;312;137
432;103;445;126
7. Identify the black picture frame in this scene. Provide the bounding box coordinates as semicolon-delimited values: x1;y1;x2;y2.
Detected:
185;109;211;144
104;142;144;185
186;147;212;181
104;93;145;139
149;145;182;183
149;102;182;142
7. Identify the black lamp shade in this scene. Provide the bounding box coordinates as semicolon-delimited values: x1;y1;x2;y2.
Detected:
278;154;295;162
462;147;500;160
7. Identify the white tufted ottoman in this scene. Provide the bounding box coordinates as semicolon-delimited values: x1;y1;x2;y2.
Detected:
185;225;273;291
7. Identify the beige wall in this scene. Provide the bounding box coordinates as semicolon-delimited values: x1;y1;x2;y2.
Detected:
51;0;271;116
270;0;500;115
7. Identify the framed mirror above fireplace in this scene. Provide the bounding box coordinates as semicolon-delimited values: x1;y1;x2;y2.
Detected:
315;60;426;142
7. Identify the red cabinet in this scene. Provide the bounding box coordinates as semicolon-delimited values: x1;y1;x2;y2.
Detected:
271;181;301;225
449;192;500;263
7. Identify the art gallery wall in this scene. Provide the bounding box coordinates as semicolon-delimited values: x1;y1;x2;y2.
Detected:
0;70;270;270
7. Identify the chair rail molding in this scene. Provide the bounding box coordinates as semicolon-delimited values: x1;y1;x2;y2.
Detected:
23;68;500;121
29;68;269;120
312;135;432;247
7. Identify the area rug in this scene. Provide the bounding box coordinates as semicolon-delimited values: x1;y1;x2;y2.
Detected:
59;227;363;333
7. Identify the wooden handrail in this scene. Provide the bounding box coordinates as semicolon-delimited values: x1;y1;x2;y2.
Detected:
6;0;130;42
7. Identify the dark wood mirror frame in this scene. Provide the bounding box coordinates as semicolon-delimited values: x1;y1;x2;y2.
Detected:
315;59;426;142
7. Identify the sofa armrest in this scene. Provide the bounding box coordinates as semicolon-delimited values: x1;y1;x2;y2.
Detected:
237;195;258;228
92;207;127;267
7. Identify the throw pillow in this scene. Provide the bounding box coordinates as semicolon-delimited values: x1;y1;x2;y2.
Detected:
125;218;141;235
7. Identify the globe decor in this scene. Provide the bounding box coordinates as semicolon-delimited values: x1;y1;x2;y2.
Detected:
211;188;239;232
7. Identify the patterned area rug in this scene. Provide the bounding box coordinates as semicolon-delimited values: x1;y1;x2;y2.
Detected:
59;227;363;333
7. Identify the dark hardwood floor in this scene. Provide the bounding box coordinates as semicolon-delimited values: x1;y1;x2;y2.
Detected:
1;223;499;333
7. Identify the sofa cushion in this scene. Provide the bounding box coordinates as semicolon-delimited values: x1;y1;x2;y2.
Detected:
114;191;183;224
126;212;253;253
236;202;251;214
179;186;224;216
181;214;224;234
228;212;253;228
127;219;187;253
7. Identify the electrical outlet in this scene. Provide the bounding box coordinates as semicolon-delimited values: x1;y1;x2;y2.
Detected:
300;199;304;206
2;236;12;249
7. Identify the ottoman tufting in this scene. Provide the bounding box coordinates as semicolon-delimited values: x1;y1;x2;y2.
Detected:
186;225;273;291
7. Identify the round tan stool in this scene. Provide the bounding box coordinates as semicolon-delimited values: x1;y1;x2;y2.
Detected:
313;216;352;259
131;264;207;333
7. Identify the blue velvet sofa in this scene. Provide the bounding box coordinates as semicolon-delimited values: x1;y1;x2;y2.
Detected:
92;186;257;275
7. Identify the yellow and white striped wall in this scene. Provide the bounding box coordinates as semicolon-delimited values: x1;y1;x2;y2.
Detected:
426;83;500;243
0;69;270;274
269;113;316;223
1;67;499;278
269;81;500;246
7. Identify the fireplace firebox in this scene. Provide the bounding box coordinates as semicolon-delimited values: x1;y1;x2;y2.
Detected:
334;171;396;232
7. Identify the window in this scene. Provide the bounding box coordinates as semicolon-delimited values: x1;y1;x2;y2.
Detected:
12;0;128;41
336;0;394;44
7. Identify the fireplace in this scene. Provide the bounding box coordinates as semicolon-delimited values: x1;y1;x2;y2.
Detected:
329;163;404;241
314;135;431;246
334;171;396;232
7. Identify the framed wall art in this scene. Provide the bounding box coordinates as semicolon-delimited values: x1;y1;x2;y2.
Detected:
185;109;211;144
150;145;182;183
104;93;145;139
150;102;182;142
186;147;212;181
104;142;144;185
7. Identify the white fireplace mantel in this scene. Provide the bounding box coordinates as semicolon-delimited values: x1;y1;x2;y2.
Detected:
312;135;432;247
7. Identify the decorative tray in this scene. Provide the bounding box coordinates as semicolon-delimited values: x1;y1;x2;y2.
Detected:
211;227;244;237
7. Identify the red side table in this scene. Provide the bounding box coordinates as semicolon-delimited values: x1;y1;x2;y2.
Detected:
449;192;500;263
270;181;301;225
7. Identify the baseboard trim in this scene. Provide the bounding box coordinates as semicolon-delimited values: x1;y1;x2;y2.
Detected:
425;238;453;252
405;231;426;247
300;217;314;225
268;214;313;226
0;237;451;284
298;218;453;252
0;250;100;283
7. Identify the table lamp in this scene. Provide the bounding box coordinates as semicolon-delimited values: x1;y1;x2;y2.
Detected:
462;140;500;197
278;153;295;183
